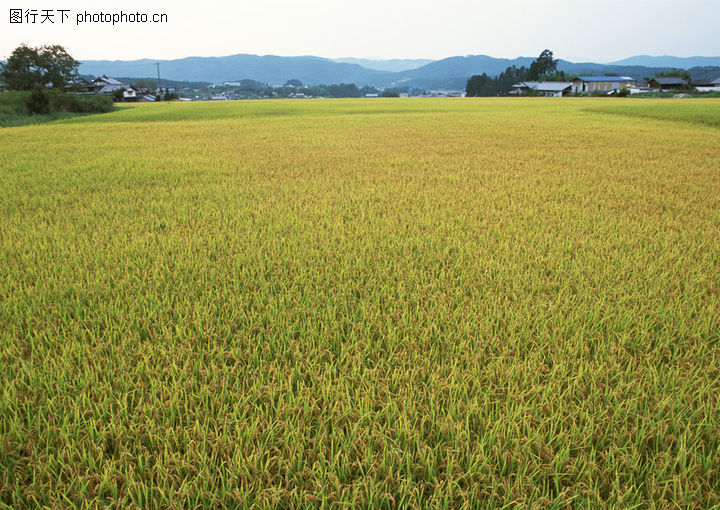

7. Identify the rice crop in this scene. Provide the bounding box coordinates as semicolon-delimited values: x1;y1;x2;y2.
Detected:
1;98;719;508
584;98;720;127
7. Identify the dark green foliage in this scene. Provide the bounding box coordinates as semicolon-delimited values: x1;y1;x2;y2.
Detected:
359;85;380;96
299;83;363;98
325;83;360;97
612;87;631;97
47;91;114;113
544;70;574;81
655;68;691;81
381;91;400;97
1;45;42;90
383;87;410;96
527;49;558;81
466;50;563;97
26;85;50;114
132;78;158;93
1;89;114;126
1;44;79;90
671;85;699;94
465;66;528;96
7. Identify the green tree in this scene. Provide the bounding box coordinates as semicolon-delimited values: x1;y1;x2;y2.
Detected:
26;84;50;114
465;65;529;97
544;70;574;81
527;49;558;81
655;68;691;81
133;78;158;93
37;45;79;89
1;45;41;90
0;44;79;90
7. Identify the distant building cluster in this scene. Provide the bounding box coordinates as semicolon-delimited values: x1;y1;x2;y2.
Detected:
71;75;162;101
511;76;720;97
70;72;720;102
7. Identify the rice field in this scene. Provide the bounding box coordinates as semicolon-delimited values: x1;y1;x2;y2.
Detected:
1;98;719;508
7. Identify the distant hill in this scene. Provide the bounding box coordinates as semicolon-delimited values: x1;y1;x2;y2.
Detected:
610;55;720;68
79;53;720;90
331;58;434;72
383;55;536;89
103;77;212;90
79;54;394;87
380;56;680;90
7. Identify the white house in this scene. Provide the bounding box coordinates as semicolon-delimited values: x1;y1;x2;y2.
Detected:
570;76;635;94
89;75;129;94
511;81;572;97
693;77;720;93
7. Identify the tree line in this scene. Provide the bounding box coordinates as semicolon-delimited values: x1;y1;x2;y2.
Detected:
209;80;417;99
0;44;113;116
465;50;567;96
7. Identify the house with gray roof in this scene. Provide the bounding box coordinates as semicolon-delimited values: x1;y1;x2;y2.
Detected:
691;77;720;92
511;81;572;97
88;75;129;94
648;77;688;90
570;76;636;94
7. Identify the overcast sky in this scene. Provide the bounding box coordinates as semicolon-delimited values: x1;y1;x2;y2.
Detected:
2;0;719;63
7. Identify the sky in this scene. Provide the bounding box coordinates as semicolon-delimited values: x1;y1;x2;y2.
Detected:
2;0;719;63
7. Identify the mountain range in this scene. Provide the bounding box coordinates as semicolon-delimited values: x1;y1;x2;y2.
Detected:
78;54;720;90
609;55;720;68
331;58;434;72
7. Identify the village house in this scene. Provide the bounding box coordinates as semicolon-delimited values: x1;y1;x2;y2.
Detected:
648;77;688;91
88;75;130;94
570;76;636;94
75;75;157;101
511;81;572;97
690;77;720;93
67;77;93;90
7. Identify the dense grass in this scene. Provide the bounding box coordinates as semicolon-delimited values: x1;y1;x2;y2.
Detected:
0;91;114;127
1;98;719;507
585;98;720;127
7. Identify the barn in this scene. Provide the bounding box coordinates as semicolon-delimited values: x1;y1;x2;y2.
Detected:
570;76;636;94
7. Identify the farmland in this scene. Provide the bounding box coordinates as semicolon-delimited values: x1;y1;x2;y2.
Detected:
1;98;719;507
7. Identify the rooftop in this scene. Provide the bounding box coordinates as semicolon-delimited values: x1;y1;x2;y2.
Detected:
572;76;635;82
650;77;688;85
515;81;572;92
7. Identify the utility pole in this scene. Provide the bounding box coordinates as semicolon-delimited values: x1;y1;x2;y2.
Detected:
155;63;161;93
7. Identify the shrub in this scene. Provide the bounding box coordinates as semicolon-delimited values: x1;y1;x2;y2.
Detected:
26;85;50;114
72;94;114;113
611;87;631;97
46;90;114;113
